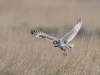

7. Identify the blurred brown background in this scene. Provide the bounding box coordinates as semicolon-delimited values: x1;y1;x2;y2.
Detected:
0;1;100;75
0;0;100;28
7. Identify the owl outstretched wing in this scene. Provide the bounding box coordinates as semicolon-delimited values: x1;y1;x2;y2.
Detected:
61;18;82;43
30;29;57;42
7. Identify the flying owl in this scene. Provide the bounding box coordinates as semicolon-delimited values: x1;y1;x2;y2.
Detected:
30;19;82;56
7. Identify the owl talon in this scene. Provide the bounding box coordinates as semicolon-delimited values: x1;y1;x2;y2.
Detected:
63;52;67;56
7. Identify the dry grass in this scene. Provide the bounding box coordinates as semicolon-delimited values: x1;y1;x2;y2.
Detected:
0;26;100;75
0;0;100;75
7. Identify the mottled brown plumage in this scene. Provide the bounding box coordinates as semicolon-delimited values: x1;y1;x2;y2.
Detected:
30;29;57;41
30;18;82;56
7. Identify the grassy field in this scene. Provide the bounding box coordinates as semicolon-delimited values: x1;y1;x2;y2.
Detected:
0;0;100;75
0;27;100;75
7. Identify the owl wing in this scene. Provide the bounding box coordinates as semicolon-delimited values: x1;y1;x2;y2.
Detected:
61;18;82;43
30;29;57;42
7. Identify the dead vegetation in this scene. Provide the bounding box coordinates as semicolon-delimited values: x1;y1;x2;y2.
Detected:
0;0;100;75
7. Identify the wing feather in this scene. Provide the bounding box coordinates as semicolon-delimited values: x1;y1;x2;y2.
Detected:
30;29;57;41
61;18;82;43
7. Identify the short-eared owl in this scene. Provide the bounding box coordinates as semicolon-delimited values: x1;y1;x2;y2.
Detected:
30;19;82;56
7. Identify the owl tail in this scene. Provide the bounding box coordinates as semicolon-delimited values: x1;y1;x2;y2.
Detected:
68;44;74;48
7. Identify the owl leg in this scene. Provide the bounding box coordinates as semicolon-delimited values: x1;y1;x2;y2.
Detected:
63;50;67;56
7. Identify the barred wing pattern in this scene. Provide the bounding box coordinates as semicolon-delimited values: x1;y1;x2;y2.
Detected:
61;19;82;43
30;29;57;41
